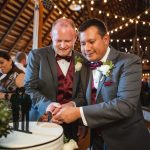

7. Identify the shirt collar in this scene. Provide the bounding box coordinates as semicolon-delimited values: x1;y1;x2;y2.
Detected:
55;51;72;57
101;47;110;62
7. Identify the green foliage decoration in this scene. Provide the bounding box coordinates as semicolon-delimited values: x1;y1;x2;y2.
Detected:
0;100;11;138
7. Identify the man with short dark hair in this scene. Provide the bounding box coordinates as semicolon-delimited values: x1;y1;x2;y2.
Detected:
53;19;150;150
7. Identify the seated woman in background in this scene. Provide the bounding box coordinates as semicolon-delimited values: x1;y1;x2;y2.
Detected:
0;51;25;100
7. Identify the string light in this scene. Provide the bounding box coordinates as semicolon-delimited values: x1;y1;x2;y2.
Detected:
115;15;118;19
99;10;102;14
91;0;94;5
97;8;150;27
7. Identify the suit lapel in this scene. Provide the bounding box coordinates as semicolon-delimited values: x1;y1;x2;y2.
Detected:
72;51;81;97
47;46;58;90
86;71;93;105
95;47;119;100
96;74;106;100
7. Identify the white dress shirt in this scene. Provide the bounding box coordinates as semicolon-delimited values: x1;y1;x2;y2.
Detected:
57;59;70;76
56;52;72;76
80;47;110;126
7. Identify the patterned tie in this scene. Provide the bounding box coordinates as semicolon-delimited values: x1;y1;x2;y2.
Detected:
56;55;72;62
88;61;103;70
91;80;97;104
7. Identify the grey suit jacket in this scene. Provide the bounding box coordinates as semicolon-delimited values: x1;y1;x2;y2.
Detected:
80;47;150;150
25;45;86;120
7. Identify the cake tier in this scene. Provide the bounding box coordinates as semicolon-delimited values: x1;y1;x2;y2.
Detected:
0;122;64;150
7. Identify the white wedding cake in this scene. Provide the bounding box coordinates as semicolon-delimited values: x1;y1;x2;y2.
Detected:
0;122;64;150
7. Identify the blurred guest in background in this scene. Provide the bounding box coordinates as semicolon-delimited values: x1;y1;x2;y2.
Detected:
141;77;150;106
15;52;27;73
0;51;25;100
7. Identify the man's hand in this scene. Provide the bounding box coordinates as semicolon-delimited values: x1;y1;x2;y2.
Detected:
46;102;61;115
61;101;75;108
53;107;81;123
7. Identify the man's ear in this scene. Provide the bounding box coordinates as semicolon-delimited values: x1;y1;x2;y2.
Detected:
73;32;77;43
103;34;110;46
50;32;53;39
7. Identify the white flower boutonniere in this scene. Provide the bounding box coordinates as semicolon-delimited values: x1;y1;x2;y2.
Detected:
63;139;78;150
75;56;83;72
97;60;114;77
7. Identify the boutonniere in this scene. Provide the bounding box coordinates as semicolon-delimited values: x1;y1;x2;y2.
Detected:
75;56;83;72
97;60;114;77
104;81;113;86
63;137;78;150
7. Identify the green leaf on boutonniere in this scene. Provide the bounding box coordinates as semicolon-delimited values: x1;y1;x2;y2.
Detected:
103;60;114;69
75;56;83;65
75;56;83;72
64;136;69;143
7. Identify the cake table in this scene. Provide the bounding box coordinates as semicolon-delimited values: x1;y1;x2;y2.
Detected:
0;122;64;150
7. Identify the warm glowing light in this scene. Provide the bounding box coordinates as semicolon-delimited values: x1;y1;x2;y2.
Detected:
145;10;148;14
115;15;118;19
136;20;139;24
129;19;134;23
122;17;125;21
79;0;82;4
91;0;94;5
99;10;102;14
106;13;110;17
137;16;140;19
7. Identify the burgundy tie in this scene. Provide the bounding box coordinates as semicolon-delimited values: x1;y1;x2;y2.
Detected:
91;80;97;104
56;55;72;62
88;61;103;70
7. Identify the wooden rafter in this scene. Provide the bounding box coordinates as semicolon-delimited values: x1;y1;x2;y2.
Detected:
0;0;9;16
9;15;34;53
0;0;30;46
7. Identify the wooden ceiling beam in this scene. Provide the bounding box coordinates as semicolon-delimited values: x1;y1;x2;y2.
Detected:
9;15;34;53
23;0;72;52
23;0;62;52
85;0;92;18
0;0;9;16
42;2;78;45
0;0;30;47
